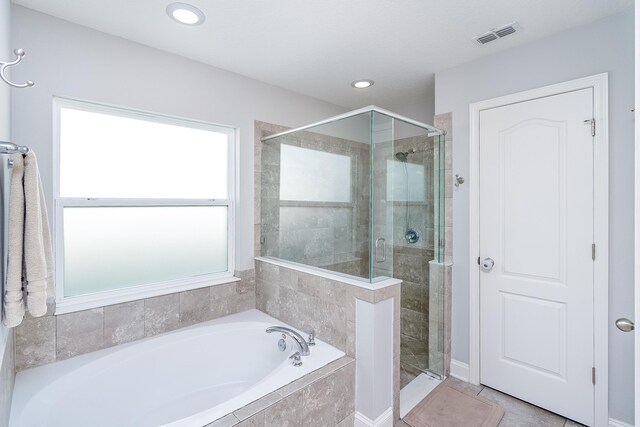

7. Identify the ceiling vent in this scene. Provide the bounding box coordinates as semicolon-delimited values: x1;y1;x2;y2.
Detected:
473;22;521;45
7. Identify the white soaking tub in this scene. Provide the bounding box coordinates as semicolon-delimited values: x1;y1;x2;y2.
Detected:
9;309;344;427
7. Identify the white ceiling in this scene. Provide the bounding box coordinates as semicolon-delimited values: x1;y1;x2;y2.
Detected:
12;0;633;112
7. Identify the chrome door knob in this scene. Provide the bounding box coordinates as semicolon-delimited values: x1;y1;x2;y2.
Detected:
481;258;495;272
615;318;635;332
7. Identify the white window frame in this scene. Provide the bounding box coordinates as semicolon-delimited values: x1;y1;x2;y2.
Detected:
53;97;238;314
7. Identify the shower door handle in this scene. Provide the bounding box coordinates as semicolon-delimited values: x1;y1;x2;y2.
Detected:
375;238;386;263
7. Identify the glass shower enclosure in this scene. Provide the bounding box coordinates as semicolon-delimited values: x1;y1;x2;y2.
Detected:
259;106;446;379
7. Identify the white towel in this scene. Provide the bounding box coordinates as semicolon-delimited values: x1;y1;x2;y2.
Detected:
3;151;54;327
3;154;26;327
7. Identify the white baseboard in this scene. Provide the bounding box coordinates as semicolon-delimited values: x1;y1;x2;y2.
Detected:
609;418;634;427
450;359;470;382
354;408;393;427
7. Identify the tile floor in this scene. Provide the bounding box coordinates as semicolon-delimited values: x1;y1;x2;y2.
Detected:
396;377;586;427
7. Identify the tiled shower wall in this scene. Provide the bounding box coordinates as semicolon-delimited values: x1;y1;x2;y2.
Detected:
430;112;453;377
384;136;437;376
12;270;255;371
257;122;371;278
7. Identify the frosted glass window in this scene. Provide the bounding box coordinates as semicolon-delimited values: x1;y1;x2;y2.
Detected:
55;99;236;309
59;107;229;199
387;160;427;202
280;145;351;202
63;206;228;297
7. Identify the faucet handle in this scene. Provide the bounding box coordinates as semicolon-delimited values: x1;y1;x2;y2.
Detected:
289;352;302;367
307;330;316;346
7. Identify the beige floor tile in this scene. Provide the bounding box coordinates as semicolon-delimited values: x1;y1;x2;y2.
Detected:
444;377;485;396
478;388;566;427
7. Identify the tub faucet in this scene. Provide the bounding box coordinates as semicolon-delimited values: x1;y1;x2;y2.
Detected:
266;326;311;356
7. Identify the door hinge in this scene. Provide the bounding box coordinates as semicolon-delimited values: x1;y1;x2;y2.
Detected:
477;256;481;265
592;243;596;261
592;367;596;385
584;118;595;137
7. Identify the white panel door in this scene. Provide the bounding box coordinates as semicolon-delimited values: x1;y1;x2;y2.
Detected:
479;88;594;425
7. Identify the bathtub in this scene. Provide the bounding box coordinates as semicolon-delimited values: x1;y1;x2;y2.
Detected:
9;309;344;427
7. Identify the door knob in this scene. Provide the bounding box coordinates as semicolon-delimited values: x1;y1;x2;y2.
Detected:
481;258;495;272
615;318;635;332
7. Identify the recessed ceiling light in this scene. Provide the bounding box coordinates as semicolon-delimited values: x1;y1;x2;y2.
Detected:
351;80;374;89
166;3;205;26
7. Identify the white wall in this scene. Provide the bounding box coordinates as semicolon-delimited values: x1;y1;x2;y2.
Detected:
0;0;10;363
384;77;435;127
635;3;640;427
0;0;8;142
10;6;347;274
435;11;635;423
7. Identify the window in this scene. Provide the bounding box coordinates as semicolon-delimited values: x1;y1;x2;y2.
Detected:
271;144;356;266
279;145;352;202
54;98;236;313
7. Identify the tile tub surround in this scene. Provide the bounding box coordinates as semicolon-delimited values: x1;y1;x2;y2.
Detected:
13;270;256;371
255;258;403;421
205;356;355;427
0;331;15;427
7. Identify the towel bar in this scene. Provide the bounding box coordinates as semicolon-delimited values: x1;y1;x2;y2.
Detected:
0;141;29;154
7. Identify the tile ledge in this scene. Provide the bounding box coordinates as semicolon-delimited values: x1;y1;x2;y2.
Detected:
255;257;402;290
55;276;241;315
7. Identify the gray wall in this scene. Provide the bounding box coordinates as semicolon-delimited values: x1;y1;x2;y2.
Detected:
10;5;347;273
0;1;13;423
435;11;634;423
0;0;8;143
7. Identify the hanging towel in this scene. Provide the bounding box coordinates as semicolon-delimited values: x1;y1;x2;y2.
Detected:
23;151;54;316
3;155;26;327
3;151;54;327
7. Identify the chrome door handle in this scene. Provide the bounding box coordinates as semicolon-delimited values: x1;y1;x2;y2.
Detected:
615;318;635;332
481;258;494;272
375;238;386;263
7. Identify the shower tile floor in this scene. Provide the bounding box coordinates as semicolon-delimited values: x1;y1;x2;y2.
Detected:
397;377;587;427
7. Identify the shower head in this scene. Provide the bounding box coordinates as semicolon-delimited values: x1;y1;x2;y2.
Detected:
395;152;408;162
394;148;415;162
